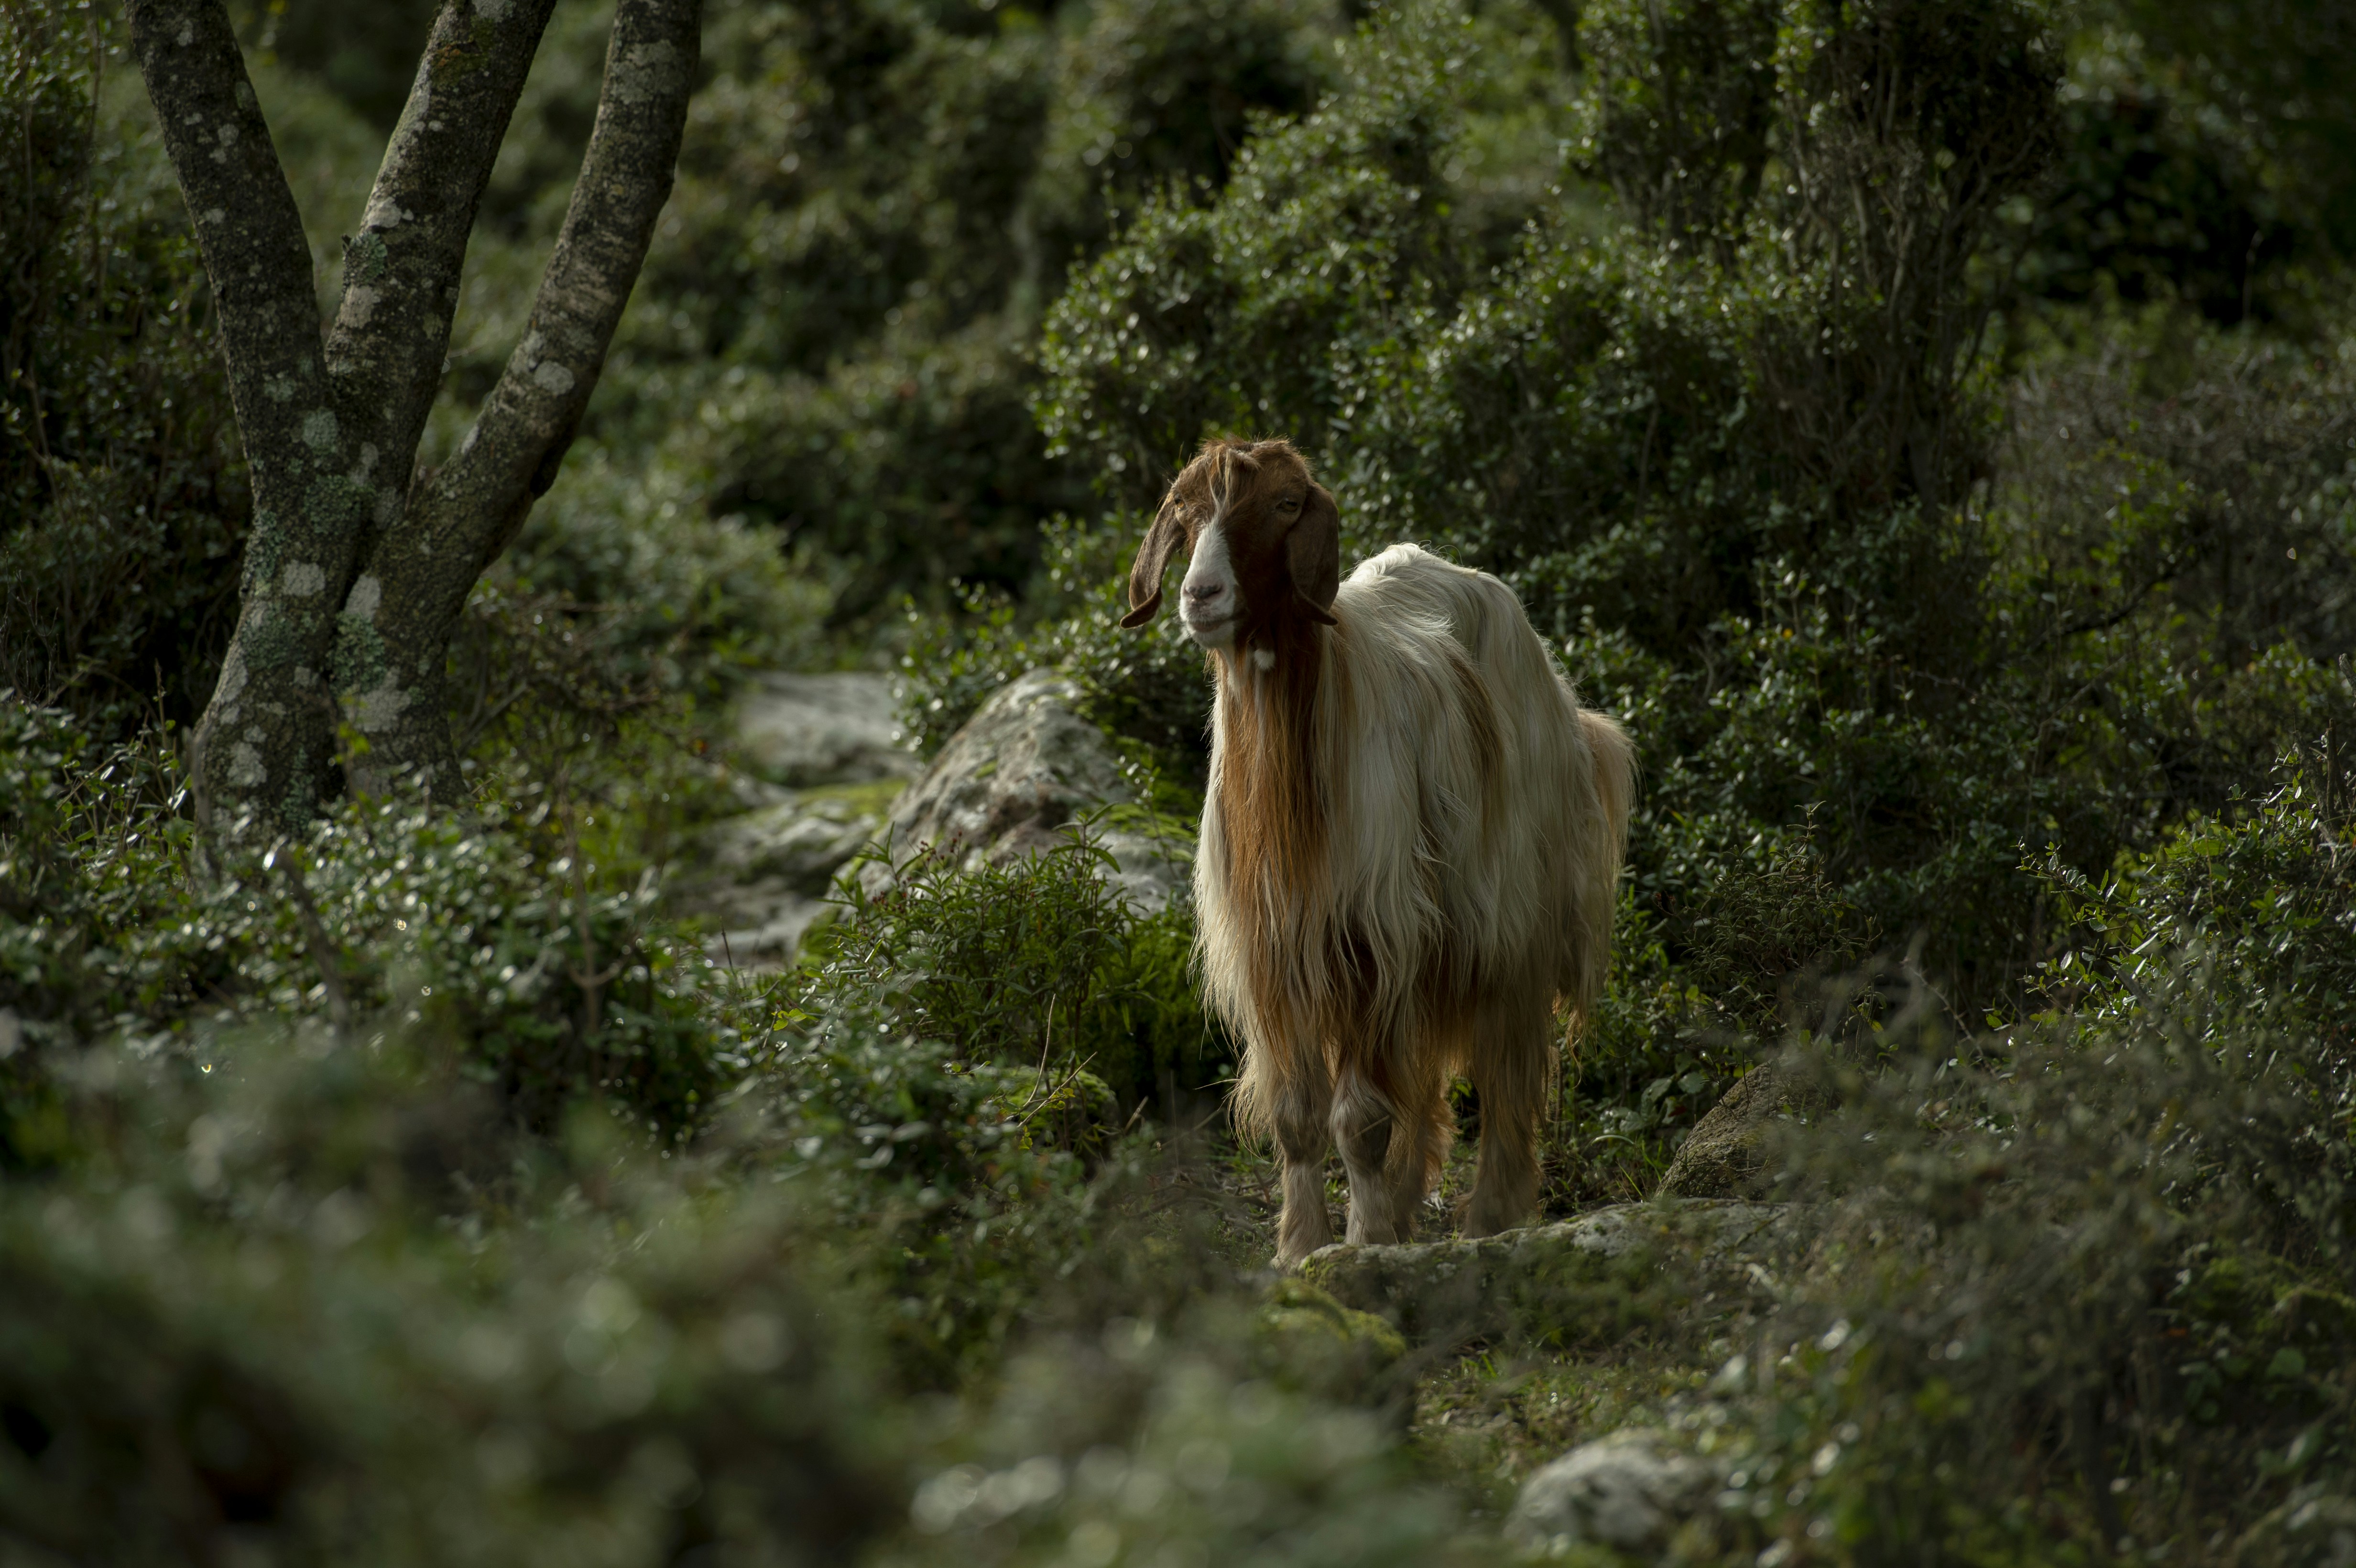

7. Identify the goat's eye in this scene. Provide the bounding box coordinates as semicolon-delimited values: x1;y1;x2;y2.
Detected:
1279;497;1301;512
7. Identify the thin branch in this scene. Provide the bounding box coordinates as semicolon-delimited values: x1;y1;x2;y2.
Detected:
408;0;701;575
274;842;353;1040
322;0;560;552
123;0;323;479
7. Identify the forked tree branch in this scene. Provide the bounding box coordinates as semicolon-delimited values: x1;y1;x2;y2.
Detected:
323;0;560;552
131;0;563;829
335;0;702;794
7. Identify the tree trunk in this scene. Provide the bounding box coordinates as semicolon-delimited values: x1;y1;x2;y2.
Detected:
127;0;700;831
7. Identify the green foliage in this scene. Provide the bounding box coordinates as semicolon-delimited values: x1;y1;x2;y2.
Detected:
2036;694;2356;1036
1036;0;1468;507
559;0;1346;624
0;704;734;1165
896;513;1213;771
733;990;1122;1383
705;831;1225;1380
1683;823;1879;1036
447;451;832;803
1040;0;2060;615
889;1319;1459;1567
1;6;247;733
1667;957;2356;1561
0;1024;899;1566
2115;0;2356;264
801;831;1226;1119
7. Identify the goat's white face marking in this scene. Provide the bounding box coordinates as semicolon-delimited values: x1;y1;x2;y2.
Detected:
1180;519;1243;649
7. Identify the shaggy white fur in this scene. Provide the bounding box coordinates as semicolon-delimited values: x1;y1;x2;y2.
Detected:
1198;544;1634;1263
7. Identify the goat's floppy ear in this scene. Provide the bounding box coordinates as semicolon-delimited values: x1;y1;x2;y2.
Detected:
1120;494;1186;628
1287;483;1341;626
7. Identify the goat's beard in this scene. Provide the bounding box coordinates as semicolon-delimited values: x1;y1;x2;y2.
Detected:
1213;612;1321;681
1211;619;1330;940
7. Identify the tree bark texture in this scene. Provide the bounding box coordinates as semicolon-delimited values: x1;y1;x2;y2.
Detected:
340;0;700;797
128;0;700;828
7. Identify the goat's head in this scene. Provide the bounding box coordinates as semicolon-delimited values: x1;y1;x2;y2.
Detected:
1118;438;1340;657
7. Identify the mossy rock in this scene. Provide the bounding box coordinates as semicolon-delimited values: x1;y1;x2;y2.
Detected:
1299;1201;1814;1348
1251;1278;1408;1414
1655;1062;1825;1201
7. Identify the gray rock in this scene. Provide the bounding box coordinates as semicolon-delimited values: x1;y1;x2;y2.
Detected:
863;668;1191;914
1656;1061;1823;1200
734;672;916;788
684;781;906;965
1300;1200;1813;1344
673;667;915;966
1505;1428;1716;1557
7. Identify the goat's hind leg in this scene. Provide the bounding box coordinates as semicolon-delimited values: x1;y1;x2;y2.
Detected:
1463;986;1552;1239
1382;1064;1451;1244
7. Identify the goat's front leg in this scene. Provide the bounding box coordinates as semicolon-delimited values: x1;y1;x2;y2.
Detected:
1331;1067;1407;1246
1270;1072;1337;1269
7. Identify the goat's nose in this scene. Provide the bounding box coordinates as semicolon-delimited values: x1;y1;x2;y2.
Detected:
1185;580;1225;603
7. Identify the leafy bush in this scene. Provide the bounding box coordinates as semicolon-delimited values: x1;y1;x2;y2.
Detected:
887;1323;1458;1568
799;831;1227;1128
445;449;832;822
1668;968;2356;1561
0;1023;899;1566
0;703;735;1164
557;0;1346;625
1035;0;1467;509
1;8;248;733
2036;690;2356;1037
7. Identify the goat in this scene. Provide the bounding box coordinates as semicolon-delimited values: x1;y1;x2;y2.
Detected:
1121;437;1635;1266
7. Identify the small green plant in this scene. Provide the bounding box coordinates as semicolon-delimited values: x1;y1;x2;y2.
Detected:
798;830;1226;1117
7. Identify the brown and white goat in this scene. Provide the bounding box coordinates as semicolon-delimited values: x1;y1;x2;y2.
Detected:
1122;437;1636;1267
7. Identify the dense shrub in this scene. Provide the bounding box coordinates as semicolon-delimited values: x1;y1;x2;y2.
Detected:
1669;974;2356;1559
571;0;1345;622
885;1323;1458;1568
0;1024;899;1566
0;703;735;1165
1035;0;1468;509
1;7;247;733
798;830;1227;1126
446;450;831;797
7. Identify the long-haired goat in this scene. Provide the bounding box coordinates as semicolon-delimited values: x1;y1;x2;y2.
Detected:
1121;437;1635;1266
